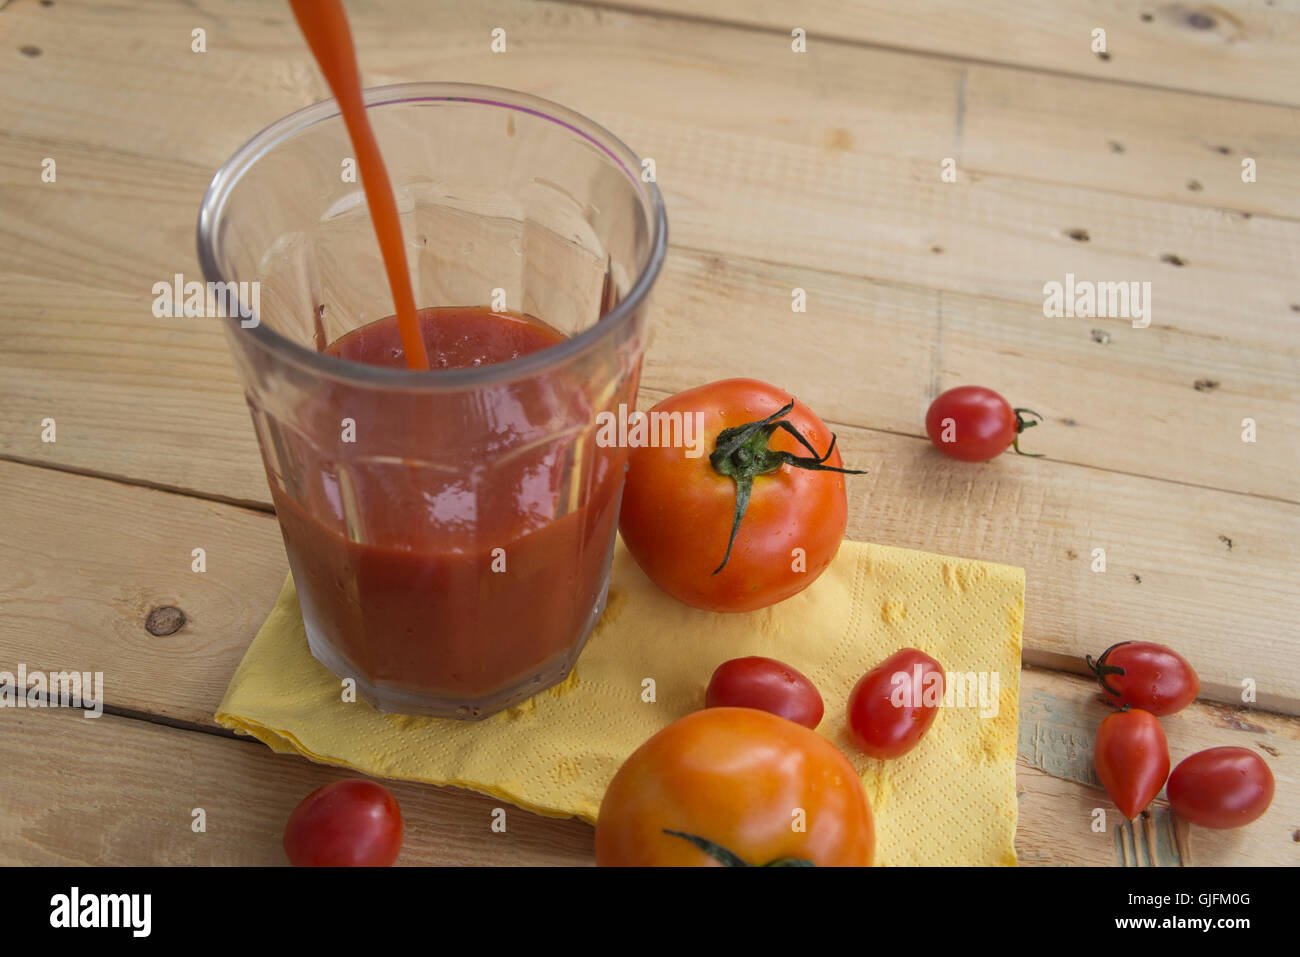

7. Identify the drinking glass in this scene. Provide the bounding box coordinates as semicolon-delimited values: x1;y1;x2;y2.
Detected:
197;83;667;718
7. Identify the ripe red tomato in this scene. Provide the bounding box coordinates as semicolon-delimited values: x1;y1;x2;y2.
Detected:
1086;641;1200;716
595;708;874;866
283;779;403;867
619;379;863;613
925;385;1043;461
1093;709;1169;820
1167;747;1274;829
705;656;824;729
846;648;945;759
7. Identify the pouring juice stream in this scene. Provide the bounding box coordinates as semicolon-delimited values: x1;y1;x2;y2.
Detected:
287;0;429;370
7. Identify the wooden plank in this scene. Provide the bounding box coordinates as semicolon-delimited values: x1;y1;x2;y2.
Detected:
0;276;269;506
0;708;593;866
639;255;1300;501
961;67;1300;219
4;7;1299;357
3;0;1299;221
602;113;1300;353
6;114;1297;356
1;439;1296;726
0;460;286;723
592;0;1300;108
1;670;1291;865
374;1;1300;218
4;254;1297;502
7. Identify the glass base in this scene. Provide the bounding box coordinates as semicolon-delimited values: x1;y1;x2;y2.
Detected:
303;572;610;720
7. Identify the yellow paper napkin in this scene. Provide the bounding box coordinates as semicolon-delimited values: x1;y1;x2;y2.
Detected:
216;537;1023;866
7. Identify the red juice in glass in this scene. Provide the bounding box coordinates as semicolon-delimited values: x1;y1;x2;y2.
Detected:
271;308;625;705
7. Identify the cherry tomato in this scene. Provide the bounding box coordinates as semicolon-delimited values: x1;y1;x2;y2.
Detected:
705;656;825;729
846;648;945;759
595;707;874;866
618;378;863;613
283;779;403;867
1093;709;1169;820
1086;641;1199;716
1167;747;1274;829
925;385;1042;461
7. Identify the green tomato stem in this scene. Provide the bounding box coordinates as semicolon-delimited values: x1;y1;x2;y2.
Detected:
663;829;816;867
1011;407;1045;457
707;400;866;574
1085;641;1134;698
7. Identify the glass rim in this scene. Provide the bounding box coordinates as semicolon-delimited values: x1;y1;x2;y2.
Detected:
195;82;668;390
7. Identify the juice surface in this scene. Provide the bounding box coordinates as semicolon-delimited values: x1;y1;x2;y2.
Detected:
328;307;566;370
269;308;624;702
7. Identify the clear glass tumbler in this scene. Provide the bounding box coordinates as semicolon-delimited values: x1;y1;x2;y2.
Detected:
197;84;667;718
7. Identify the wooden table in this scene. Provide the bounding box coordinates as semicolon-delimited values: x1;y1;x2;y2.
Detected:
1;0;1296;866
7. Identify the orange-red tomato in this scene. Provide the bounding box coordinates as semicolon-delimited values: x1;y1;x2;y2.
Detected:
846;648;945;759
618;379;856;613
925;385;1042;461
1085;641;1200;716
1167;747;1274;829
595;707;874;867
1094;709;1170;820
706;656;825;729
283;779;403;867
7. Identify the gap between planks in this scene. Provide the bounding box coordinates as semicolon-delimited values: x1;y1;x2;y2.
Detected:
0;452;276;515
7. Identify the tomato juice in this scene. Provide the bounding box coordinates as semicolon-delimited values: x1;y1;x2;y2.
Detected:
271;307;628;713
